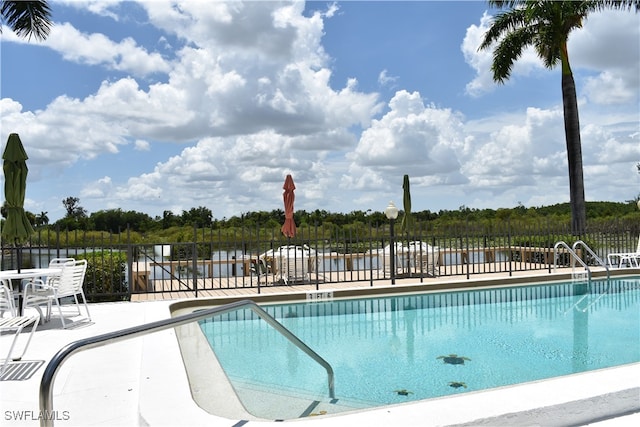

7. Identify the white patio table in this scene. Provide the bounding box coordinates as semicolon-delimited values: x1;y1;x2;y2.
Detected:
0;267;64;316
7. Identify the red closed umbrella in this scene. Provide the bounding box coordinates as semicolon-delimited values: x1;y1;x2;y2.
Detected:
281;174;296;238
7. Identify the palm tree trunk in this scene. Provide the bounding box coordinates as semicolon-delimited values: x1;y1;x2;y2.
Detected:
561;72;586;236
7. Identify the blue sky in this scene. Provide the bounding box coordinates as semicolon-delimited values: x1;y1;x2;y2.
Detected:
1;0;639;222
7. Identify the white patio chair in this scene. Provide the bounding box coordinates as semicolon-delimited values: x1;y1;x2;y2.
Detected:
1;279;17;318
418;248;440;277
48;257;76;266
607;236;640;268
1;313;40;375
379;254;401;276
23;259;90;328
0;282;39;374
250;258;272;285
278;255;310;285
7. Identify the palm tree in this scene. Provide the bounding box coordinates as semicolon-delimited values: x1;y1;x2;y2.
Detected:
1;0;51;40
479;0;639;235
36;211;49;227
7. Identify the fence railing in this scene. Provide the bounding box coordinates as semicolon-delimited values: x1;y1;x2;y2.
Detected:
1;219;638;302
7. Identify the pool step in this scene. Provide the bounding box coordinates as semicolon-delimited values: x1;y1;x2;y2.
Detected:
230;381;368;421
298;397;363;419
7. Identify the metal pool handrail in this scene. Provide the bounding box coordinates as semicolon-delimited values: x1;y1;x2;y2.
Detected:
572;240;610;280
553;241;590;279
39;299;335;427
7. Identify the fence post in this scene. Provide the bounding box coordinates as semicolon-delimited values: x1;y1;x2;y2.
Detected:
55;224;61;259
547;219;552;273
315;221;320;291
193;223;198;298
369;222;374;287
465;219;470;280
507;219;512;277
127;225;133;300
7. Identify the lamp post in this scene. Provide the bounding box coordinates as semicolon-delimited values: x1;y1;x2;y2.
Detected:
385;201;399;285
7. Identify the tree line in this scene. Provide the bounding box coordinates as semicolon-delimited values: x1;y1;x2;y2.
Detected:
2;196;638;235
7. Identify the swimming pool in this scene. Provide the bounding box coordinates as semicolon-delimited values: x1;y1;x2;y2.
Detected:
183;276;639;420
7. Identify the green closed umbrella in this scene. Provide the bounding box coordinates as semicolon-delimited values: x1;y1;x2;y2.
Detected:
400;174;414;234
2;133;34;271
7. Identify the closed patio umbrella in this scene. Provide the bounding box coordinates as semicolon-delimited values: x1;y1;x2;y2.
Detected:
400;174;414;234
2;133;34;272
281;174;297;238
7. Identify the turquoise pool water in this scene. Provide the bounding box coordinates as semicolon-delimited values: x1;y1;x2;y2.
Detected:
198;277;640;417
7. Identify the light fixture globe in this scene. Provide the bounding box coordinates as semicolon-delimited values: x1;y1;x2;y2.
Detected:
385;201;399;220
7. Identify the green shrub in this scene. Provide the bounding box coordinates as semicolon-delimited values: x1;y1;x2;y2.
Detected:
77;251;128;302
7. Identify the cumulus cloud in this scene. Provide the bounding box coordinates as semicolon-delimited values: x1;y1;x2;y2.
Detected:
572;11;640;105
583;72;635;105
81;176;113;198
82;127;357;216
462;9;640;99
345;90;469;192
2;1;379;165
1;1;637;219
58;0;122;21
461;12;497;97
463;105;639;205
462;12;541;97
5;21;172;76
582;123;640;165
464;107;565;190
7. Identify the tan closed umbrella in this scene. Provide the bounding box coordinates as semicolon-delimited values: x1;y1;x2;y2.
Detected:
281;174;297;238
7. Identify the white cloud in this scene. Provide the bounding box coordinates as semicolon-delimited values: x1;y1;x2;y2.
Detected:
2;2;637;220
58;0;122;21
583;123;640;165
571;11;640;72
84;128;355;216
462;12;541;97
346;90;469;191
572;10;640;105
378;69;399;88
134;139;151;151
463;105;639;205
464;107;565;190
462;12;497;97
1;96;128;174
462;9;640;99
3;1;379;166
10;21;172;76
583;71;637;105
81;176;113;198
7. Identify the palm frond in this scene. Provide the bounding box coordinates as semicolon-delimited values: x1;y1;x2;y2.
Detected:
533;24;562;69
487;0;527;9
600;0;640;12
491;27;536;82
1;0;52;41
479;7;528;50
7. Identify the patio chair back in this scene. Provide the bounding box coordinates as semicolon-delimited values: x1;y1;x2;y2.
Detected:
0;279;17;318
22;258;90;328
278;255;310;284
56;259;88;298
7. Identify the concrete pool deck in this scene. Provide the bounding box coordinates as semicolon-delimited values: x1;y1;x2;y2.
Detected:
1;269;639;426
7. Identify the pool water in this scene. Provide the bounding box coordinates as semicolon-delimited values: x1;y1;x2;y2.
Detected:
198;277;640;418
